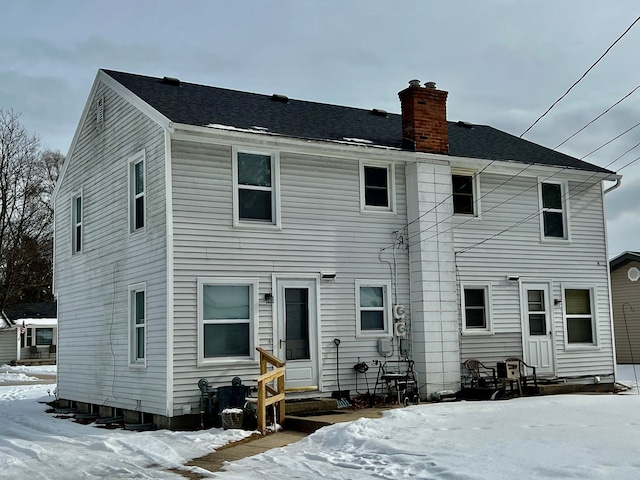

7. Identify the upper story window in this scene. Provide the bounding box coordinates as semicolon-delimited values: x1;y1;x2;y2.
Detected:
563;287;597;347
72;194;82;254
461;284;493;334
452;173;476;215
233;149;280;227
129;283;146;365
129;151;146;233
360;161;395;213
198;278;258;363
355;280;392;336
539;180;569;240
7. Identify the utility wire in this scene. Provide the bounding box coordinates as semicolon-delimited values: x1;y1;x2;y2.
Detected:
400;16;640;235
520;15;640;139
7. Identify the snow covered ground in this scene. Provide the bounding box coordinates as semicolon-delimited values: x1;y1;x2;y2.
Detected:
0;365;639;479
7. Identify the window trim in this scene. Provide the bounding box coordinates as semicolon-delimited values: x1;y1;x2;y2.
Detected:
128;282;147;367
197;277;259;365
71;191;83;255
359;160;396;214
232;147;281;229
562;284;599;349
451;169;480;217
128;150;146;234
34;328;54;346
538;178;570;242
355;280;392;337
461;283;493;335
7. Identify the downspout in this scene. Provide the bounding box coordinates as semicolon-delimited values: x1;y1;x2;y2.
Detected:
604;178;622;195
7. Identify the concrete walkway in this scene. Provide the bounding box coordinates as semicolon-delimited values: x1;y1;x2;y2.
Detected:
178;407;396;478
0;373;56;386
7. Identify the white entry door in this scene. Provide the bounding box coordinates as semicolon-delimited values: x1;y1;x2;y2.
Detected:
521;282;555;376
275;277;319;389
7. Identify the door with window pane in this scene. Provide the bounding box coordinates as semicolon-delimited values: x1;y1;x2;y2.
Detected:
522;283;555;375
275;277;318;389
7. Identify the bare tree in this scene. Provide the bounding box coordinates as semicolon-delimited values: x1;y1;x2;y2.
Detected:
0;109;64;308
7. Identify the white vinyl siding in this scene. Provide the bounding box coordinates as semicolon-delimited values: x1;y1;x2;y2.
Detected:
170;138;410;408
359;160;395;213
455;170;613;378
53;79;168;416
355;280;392;336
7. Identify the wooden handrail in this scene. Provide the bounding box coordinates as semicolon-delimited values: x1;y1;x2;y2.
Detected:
255;348;286;434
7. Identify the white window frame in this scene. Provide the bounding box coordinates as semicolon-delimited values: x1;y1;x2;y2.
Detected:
197;277;259;365
562;284;599;349
538;178;570;242
359;160;396;213
451;168;480;217
128;150;146;234
35;328;54;346
355;280;392;337
128;282;147;367
71;192;83;255
232;147;281;228
461;283;493;335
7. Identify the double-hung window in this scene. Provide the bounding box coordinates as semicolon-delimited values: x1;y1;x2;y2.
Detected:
198;278;258;363
539;180;569;240
452;173;476;215
360;161;395;213
355;280;392;336
129;283;146;365
72;194;82;254
233;149;280;226
461;284;493;334
129;151;145;233
564;287;597;346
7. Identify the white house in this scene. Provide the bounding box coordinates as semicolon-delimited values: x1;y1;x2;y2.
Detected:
52;70;619;427
0;303;57;364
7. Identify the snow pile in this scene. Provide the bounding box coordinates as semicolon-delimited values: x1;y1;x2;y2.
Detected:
0;365;639;479
0;364;57;375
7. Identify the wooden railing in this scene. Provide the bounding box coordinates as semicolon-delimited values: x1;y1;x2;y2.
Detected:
255;347;286;434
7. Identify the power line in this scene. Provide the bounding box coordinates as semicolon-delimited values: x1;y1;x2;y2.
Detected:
520;15;640;139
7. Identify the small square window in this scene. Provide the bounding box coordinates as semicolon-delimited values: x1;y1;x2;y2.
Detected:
355;281;391;336
360;161;395;213
461;284;493;334
452;174;475;215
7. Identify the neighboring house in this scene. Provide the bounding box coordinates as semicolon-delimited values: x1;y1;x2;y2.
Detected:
53;70;619;427
0;303;58;364
610;251;640;364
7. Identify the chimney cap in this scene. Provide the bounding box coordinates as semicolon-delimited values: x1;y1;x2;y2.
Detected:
408;79;421;87
424;81;437;89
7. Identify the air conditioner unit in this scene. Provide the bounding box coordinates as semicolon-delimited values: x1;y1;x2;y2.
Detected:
393;304;406;320
394;321;407;338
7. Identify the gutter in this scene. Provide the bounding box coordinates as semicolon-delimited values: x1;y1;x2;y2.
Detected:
604;177;622;194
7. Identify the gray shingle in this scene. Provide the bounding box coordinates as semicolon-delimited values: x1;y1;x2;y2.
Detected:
103;70;614;175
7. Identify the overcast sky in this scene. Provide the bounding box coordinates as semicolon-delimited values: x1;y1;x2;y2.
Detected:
2;0;639;257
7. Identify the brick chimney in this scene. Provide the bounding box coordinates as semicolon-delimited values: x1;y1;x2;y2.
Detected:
398;79;448;154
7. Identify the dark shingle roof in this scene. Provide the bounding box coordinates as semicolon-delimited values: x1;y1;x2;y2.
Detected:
610;251;640;271
103;70;614;175
3;302;57;322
